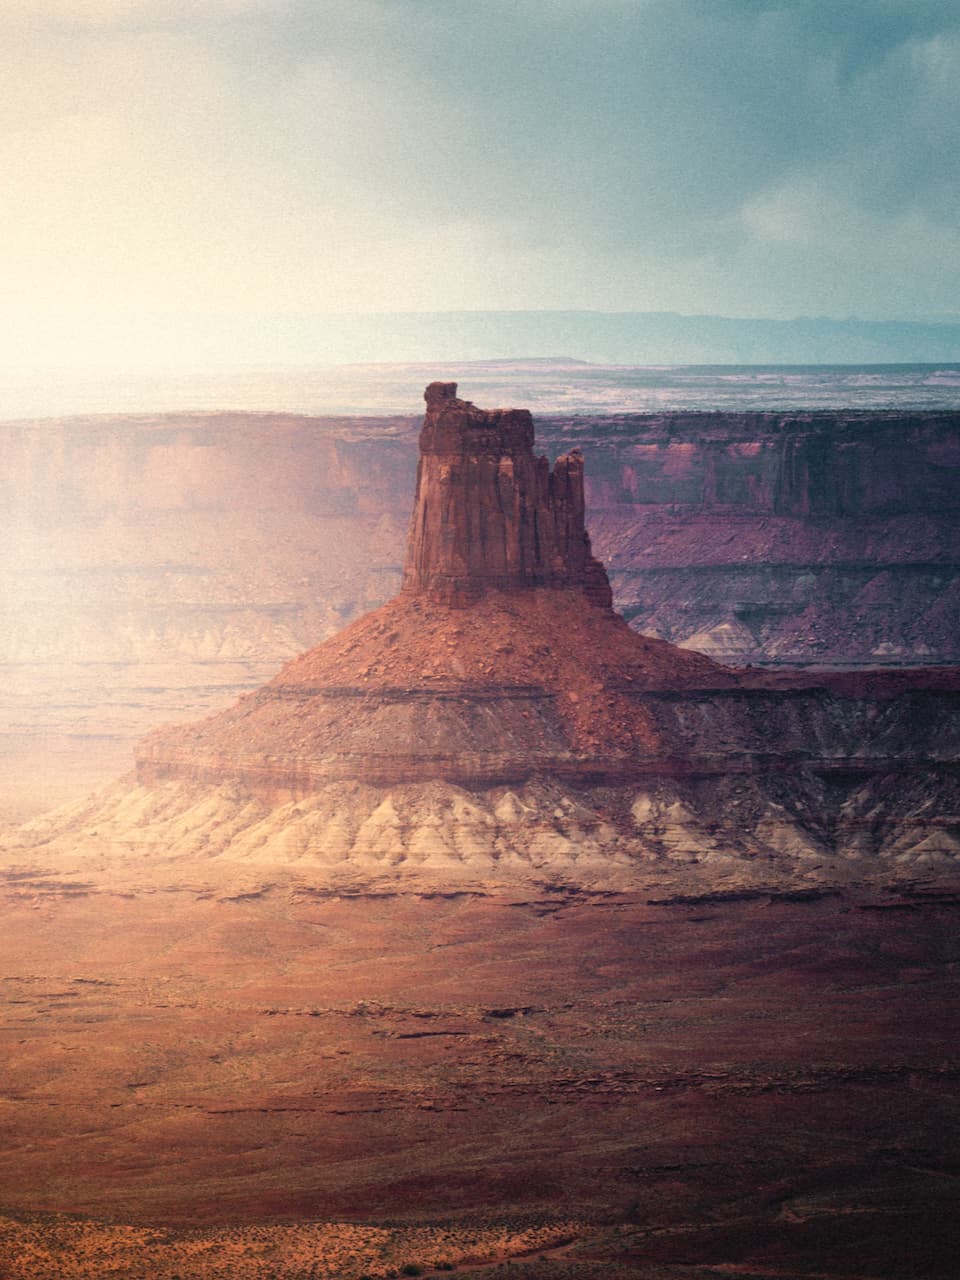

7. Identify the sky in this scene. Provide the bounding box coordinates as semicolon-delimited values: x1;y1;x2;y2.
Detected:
3;0;960;368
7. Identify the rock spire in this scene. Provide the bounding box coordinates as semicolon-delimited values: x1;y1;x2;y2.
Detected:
401;382;613;607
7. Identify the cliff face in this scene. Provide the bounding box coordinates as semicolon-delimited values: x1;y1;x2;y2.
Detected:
0;412;415;666
3;407;955;670
126;387;960;892
540;410;960;666
402;382;611;606
3;401;959;818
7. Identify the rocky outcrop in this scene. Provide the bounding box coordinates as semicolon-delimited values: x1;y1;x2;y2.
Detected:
134;578;736;799
402;382;611;606
129;386;731;801
132;386;731;800
134;581;960;803
5;385;959;874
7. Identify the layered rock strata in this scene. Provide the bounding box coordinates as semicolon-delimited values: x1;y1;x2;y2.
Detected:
3;403;956;672
133;385;960;871
135;588;960;802
5;401;958;823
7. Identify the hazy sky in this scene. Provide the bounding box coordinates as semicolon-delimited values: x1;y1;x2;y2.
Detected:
4;0;960;365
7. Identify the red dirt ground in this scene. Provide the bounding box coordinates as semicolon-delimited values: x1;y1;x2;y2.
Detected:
1;869;958;1277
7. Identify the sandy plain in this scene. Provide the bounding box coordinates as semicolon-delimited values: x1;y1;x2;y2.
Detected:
1;854;958;1278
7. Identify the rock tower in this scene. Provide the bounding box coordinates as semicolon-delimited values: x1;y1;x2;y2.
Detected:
133;384;957;834
402;382;612;607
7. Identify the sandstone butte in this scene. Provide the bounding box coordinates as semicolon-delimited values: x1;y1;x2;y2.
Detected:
96;380;955;890
2;381;947;891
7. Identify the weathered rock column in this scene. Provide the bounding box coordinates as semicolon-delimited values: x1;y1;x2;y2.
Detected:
402;382;612;606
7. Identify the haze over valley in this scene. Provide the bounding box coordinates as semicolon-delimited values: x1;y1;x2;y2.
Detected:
3;379;959;1279
4;1;960;1276
4;367;958;818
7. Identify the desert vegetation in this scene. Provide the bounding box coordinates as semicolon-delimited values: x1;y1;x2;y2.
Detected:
0;1213;585;1280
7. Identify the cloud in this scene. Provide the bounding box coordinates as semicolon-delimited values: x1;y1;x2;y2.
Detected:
233;1;960;257
1;0;958;345
3;0;274;24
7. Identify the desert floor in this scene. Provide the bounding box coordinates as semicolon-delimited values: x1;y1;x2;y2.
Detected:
1;859;958;1278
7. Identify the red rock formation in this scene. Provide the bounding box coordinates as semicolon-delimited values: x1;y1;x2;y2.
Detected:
134;384;725;798
402;382;612;607
133;385;960;808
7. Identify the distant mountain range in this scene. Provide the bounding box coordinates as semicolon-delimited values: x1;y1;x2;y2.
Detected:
9;310;960;373
291;310;960;366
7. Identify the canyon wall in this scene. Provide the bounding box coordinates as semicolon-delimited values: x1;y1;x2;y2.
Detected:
539;410;960;666
0;411;415;814
3;407;956;668
0;411;415;665
2;405;958;812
